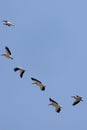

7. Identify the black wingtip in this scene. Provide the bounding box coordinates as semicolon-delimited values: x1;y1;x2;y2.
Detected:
5;46;11;55
41;87;45;91
20;71;25;78
14;67;19;71
5;46;9;50
49;98;52;101
31;77;34;80
72;103;76;106
20;75;23;78
72;101;79;106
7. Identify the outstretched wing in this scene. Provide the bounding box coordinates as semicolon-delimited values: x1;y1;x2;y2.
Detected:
49;98;58;105
14;67;20;72
31;77;42;83
5;46;11;55
72;100;80;106
20;70;25;78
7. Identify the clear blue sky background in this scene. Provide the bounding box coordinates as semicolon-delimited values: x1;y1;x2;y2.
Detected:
0;0;87;129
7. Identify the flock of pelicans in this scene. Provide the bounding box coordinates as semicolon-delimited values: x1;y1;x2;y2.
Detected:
2;20;84;113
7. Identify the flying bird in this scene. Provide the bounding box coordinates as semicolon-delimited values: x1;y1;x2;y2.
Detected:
3;20;14;26
1;46;13;59
71;95;83;106
31;77;46;91
14;67;25;78
49;98;62;113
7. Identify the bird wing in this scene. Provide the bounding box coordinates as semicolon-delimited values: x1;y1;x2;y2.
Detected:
71;96;77;99
14;67;20;72
72;100;80;105
31;77;42;83
20;70;25;78
49;98;58;105
5;46;11;55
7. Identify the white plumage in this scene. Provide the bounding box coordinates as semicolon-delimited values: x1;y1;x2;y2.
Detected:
3;20;14;26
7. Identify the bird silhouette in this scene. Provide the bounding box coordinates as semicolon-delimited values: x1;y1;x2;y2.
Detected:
71;95;83;106
49;98;62;113
3;20;14;26
31;77;46;91
14;67;25;78
1;46;13;59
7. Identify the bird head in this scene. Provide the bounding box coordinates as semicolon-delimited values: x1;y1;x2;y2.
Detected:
48;103;53;106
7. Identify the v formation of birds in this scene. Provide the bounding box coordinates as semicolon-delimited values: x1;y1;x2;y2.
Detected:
1;20;84;113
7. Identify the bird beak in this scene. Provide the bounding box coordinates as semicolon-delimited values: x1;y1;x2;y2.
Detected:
48;103;52;105
32;83;35;84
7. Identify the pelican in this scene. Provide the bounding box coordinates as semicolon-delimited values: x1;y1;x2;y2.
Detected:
14;67;25;78
3;20;14;26
71;95;83;106
31;77;46;91
1;46;13;59
49;98;62;113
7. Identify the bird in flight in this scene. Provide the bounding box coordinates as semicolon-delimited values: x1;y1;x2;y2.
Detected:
14;67;25;78
49;98;62;113
71;95;83;106
3;20;14;26
31;77;46;91
1;46;13;59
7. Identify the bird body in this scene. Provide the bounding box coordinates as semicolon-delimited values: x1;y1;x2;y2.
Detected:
1;46;13;59
71;95;83;106
31;77;45;91
3;20;14;26
49;98;62;113
14;67;25;78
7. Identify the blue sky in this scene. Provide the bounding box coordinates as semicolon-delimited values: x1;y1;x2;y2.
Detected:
0;0;87;129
